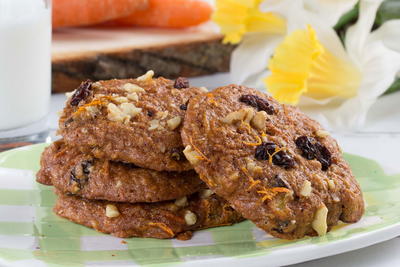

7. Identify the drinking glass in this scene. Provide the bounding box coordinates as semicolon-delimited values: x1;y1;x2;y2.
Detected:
0;0;51;151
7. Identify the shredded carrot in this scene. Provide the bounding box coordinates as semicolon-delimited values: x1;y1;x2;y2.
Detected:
247;180;261;190
268;146;287;164
241;167;261;191
243;135;262;146
189;137;211;162
199;174;216;187
271;187;291;193
148;222;174;237
206;92;218;106
241;122;252;134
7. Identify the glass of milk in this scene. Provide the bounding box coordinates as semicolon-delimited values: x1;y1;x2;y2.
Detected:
0;0;51;148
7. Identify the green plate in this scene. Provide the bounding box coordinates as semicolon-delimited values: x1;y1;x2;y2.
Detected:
0;144;399;267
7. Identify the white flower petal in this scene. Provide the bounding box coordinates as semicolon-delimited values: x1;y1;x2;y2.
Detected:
230;34;282;86
303;0;358;27
301;26;400;130
373;19;400;53
345;0;383;65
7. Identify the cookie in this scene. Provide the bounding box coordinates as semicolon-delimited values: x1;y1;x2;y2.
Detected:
54;190;244;239
181;84;364;239
58;71;207;172
37;140;204;203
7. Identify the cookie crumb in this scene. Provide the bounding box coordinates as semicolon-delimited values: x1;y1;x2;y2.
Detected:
311;205;328;236
106;204;120;218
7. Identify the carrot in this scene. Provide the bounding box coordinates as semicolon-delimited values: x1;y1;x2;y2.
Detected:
110;0;213;28
53;0;149;28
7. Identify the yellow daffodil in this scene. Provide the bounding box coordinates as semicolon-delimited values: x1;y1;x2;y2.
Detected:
229;0;400;129
265;25;361;105
212;0;286;44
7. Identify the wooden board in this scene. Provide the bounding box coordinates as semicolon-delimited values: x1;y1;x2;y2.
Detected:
52;24;234;93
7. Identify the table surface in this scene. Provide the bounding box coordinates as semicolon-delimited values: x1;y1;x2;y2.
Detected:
48;73;400;267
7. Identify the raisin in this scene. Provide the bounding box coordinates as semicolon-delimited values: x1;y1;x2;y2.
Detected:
255;142;276;160
174;77;190;89
295;136;317;160
295;136;332;171
170;147;185;161
147;110;154;117
315;143;332;171
273;220;290;234
272;151;295;169
70;160;92;191
239;94;274;115
270;174;290;188
179;104;187;110
70;80;93;106
255;142;295;169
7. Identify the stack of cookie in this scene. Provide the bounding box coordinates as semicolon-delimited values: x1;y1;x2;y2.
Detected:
36;71;243;240
38;70;365;241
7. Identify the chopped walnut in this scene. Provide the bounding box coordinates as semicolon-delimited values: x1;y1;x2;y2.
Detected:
120;103;142;118
115;180;122;188
316;130;330;138
174;196;188;207
114;96;129;103
85;106;100;118
127;92;139;101
199;189;214;199
123;83;145;93
136;70;154;81
148;119;160;131
184;210;197;226
167;116;182;130
107;103;141;124
300;180;312;197
107;103;128;123
156;111;169;120
183;145;201;165
328;179;335;190
105;204;120;218
311;205;328;236
251;111;267;130
222;108;254;124
199;87;208;93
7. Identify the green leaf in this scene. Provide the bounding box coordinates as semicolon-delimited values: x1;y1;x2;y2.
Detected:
384;78;400;95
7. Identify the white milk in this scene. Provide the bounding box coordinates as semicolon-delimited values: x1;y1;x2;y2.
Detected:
0;0;51;131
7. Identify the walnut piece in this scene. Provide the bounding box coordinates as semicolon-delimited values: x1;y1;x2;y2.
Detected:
184;210;197;226
311;205;328;236
136;70;154;82
183;145;201;165
316;130;330;138
107;103;141;124
167;116;182;130
123;83;145;93
174;196;188;207
300;180;312;197
148;119;160;131
127;92;139;101
251;111;267;130
199;189;214;199
106;204;120;218
222;108;254;124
